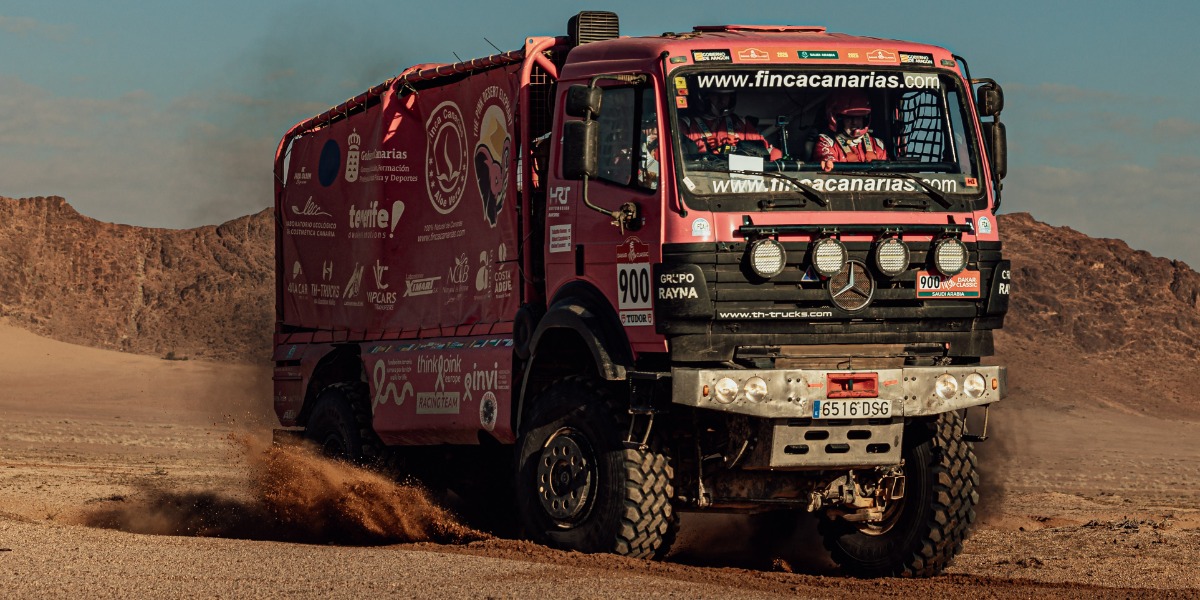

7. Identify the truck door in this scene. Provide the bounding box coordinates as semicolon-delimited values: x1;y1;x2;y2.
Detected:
547;81;667;352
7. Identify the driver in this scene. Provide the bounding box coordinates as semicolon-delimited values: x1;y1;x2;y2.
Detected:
815;89;888;172
681;89;781;161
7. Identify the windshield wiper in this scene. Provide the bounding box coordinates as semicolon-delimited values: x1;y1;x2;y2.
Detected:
838;170;952;209
715;168;829;207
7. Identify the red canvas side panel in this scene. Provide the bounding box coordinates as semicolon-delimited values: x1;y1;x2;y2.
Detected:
279;64;522;335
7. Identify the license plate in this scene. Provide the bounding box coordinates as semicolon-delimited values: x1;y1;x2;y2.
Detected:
813;399;892;419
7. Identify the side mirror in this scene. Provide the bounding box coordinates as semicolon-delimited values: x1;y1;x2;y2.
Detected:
982;121;1007;180
976;82;1004;117
562;120;599;179
565;85;602;118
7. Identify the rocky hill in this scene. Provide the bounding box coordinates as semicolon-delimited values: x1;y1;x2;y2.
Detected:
1002;212;1200;357
2;196;1198;378
0;196;273;362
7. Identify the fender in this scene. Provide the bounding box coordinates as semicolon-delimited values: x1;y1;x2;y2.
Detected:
529;281;633;381
515;283;632;432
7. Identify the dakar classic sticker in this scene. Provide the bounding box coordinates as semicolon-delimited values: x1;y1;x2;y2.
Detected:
916;270;982;299
425;101;469;215
473;86;512;228
736;48;771;62
865;49;899;64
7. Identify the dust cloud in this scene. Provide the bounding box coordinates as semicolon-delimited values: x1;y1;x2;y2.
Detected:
77;437;486;546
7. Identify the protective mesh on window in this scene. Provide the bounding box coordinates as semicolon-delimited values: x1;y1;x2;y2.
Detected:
896;90;945;162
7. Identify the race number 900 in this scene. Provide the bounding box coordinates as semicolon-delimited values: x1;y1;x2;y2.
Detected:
618;264;651;310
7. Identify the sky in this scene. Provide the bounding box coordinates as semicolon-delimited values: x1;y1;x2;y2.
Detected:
2;1;1198;265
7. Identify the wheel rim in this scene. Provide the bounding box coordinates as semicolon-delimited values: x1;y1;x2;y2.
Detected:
320;433;347;459
535;428;596;526
858;494;905;536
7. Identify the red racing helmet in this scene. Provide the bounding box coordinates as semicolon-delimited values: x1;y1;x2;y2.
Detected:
826;89;872;135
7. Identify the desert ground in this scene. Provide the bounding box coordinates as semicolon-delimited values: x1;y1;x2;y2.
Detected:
0;321;1197;598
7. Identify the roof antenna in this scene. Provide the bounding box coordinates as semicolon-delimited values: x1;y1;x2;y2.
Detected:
452;52;463;62
484;37;503;53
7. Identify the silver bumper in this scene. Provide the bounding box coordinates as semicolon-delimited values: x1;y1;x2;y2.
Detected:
671;365;1005;419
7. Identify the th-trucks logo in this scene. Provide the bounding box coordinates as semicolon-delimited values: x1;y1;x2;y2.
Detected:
426;101;468;215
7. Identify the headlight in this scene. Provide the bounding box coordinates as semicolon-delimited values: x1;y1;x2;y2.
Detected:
963;373;987;398
934;374;959;400
874;237;910;278
714;377;739;404
744;377;769;402
933;238;967;276
811;237;847;278
748;239;786;279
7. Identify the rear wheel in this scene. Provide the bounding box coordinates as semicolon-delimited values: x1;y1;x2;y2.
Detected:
819;411;979;577
515;377;676;558
304;383;381;464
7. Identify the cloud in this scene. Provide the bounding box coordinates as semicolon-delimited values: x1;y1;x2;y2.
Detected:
1006;155;1200;266
1152;117;1200;142
0;75;317;228
0;15;74;42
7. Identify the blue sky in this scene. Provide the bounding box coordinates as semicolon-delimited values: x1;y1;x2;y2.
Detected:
2;1;1198;265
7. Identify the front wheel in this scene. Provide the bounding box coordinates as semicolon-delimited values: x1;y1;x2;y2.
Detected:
515;377;676;558
819;411;979;577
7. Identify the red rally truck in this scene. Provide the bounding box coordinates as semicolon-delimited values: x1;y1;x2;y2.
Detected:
272;12;1010;577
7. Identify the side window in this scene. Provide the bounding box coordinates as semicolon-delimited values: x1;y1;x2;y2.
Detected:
638;87;659;190
895;90;948;163
595;85;658;190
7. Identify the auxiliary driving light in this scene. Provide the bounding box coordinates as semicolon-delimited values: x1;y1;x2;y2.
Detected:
748;239;787;279
933;238;968;276
874;237;911;278
714;377;739;404
811;237;848;278
963;373;987;399
934;374;959;400
744;377;769;402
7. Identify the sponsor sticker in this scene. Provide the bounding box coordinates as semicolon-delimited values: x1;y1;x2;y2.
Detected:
866;49;898;63
548;224;572;253
965;177;979;187
690;217;711;238
425;101;468;215
899;52;935;66
473;85;512;228
479;391;498;431
692;49;732;63
797;50;839;60
941;58;958;67
916;270;982;298
978;216;993;235
737;48;771;61
617;237;653;327
344;129;361;182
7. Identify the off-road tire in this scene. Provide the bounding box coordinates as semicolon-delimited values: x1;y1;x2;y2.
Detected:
819;411;979;577
516;376;676;559
304;383;385;465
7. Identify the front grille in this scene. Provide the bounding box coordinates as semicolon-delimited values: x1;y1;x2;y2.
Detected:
661;240;1000;321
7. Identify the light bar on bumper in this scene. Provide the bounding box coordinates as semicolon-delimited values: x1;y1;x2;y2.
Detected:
672;365;1005;418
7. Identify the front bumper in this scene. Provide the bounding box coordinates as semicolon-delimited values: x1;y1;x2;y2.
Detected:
673;365;1003;469
672;365;1005;419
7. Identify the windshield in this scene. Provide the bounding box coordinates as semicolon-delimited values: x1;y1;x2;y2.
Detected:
670;68;984;211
